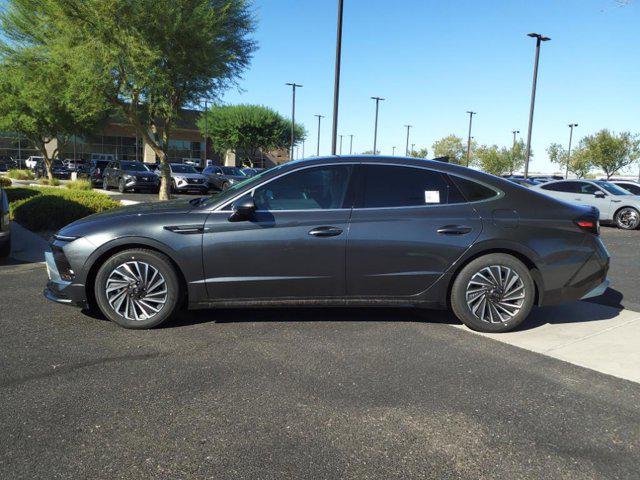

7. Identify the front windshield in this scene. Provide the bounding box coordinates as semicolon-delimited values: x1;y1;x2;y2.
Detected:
171;164;198;174
595;181;631;196
201;165;282;207
122;162;150;172
222;166;245;176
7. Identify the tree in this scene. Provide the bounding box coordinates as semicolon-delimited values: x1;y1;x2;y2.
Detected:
408;147;429;158
0;50;108;180
509;139;527;175
473;145;512;176
547;142;593;179
431;135;468;165
1;0;256;199
579;130;640;179
198;104;305;166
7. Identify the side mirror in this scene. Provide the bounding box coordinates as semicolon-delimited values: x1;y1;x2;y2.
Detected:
594;191;606;198
229;196;256;222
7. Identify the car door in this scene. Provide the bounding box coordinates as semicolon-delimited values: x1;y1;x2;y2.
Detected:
573;182;613;219
346;164;483;297
201;164;355;300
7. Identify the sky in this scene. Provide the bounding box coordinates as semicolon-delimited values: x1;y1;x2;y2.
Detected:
219;0;640;173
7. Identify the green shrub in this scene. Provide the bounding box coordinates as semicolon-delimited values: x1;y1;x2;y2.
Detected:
65;179;92;191
9;188;120;231
7;169;35;180
0;176;11;188
5;186;42;203
37;177;61;186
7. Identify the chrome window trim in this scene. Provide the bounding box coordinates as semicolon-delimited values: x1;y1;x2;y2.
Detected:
212;161;503;213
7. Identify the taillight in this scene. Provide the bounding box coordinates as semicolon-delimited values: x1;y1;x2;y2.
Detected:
574;218;599;235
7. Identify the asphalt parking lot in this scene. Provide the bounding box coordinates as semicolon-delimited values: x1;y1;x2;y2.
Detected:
1;227;639;479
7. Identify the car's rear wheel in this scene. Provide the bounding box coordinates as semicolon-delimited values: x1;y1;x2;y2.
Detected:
450;253;535;333
0;237;10;258
614;207;640;230
94;249;182;329
221;181;230;191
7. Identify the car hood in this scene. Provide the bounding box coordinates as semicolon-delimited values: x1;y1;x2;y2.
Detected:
171;172;206;179
58;198;198;237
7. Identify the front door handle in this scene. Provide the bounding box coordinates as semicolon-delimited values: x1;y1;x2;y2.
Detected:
437;225;472;235
308;226;343;237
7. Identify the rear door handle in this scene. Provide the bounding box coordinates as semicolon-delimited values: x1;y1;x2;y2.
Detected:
308;226;343;237
437;225;472;235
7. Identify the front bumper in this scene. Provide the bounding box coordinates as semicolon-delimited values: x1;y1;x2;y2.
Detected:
43;251;87;308
124;178;160;190
174;182;209;192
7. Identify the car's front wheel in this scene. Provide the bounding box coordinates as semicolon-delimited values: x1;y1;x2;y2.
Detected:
614;207;640;230
102;178;110;191
118;178;126;193
94;249;182;329
450;253;535;333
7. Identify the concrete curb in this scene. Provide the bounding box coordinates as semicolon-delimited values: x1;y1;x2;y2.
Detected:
10;223;48;264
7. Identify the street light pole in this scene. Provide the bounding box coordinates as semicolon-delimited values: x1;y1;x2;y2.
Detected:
331;0;344;155
566;123;578;179
466;111;476;166
371;96;384;155
349;134;354;154
339;135;344;155
392;146;396;156
524;33;551;179
314;114;324;156
286;82;303;161
203;99;209;167
511;129;520;175
404;125;412;156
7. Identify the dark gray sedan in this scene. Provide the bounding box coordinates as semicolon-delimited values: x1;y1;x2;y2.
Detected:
44;156;609;332
202;165;247;191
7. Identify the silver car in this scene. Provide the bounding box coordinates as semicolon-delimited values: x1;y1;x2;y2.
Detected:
533;179;640;230
168;163;210;194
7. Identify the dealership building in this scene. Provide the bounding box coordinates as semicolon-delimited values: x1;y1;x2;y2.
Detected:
0;109;288;168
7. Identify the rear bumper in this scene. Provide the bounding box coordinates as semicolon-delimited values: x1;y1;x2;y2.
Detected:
581;279;610;300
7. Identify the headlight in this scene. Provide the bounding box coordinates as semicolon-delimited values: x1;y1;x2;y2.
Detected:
175;176;186;184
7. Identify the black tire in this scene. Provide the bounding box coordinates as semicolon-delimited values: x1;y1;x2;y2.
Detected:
0;237;10;258
118;178;126;193
94;249;182;329
221;181;230;191
614;207;640;230
102;178;110;191
450;253;535;333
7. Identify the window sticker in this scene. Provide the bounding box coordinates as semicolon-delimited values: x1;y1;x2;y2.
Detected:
424;190;441;204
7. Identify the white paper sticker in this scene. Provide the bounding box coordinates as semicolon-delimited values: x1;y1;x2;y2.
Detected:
424;190;441;204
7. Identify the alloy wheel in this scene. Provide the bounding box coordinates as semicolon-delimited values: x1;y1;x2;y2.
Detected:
105;261;168;321
616;208;639;230
465;265;525;324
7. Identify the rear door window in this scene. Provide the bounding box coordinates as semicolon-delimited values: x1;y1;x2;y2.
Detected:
359;165;464;208
542;181;580;193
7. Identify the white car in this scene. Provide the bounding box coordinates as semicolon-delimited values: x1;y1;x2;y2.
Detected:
533;179;640;230
25;156;44;170
611;180;640;196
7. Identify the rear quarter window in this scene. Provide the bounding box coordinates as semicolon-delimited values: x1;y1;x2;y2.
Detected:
449;176;498;202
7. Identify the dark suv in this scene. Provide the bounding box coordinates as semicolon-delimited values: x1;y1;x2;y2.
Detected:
85;159;111;186
102;161;160;193
34;159;71;179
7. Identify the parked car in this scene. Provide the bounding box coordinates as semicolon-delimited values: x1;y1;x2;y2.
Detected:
44;156;609;332
0;187;10;258
102;160;160;193
168;163;210;193
610;180;640;196
241;167;265;177
505;177;541;187
86;159;111;186
533;179;640;229
34;159;72;179
202;165;247;190
25;156;44;170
